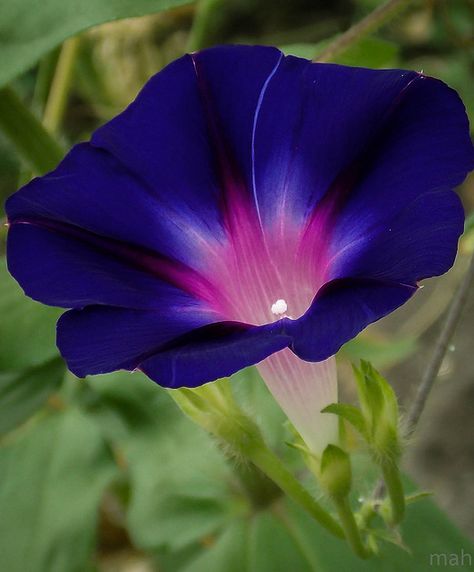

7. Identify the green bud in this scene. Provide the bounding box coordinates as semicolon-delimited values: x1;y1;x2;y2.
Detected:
319;444;352;499
354;361;401;462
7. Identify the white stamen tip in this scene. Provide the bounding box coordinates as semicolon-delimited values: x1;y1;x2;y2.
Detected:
271;299;288;316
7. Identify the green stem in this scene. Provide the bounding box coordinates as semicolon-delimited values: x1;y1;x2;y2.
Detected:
381;460;405;525
43;36;80;133
0;86;64;174
334;496;371;559
170;390;344;539
33;48;61;115
186;0;226;51
230;458;282;509
243;436;344;539
314;0;413;63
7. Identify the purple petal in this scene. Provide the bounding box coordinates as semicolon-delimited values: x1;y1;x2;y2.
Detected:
6;142;222;272
330;190;464;283
139;321;291;389
252;60;423;231
6;216;217;310
328;75;473;282
57;305;219;377
5;45;473;390
288;278;417;361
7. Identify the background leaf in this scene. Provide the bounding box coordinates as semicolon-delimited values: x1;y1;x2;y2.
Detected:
286;492;474;572
0;0;192;88
0;357;65;434
0;257;61;371
0;407;117;572
167;492;474;572
81;371;237;553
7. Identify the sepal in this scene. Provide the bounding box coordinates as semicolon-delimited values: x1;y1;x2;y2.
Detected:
319;444;352;500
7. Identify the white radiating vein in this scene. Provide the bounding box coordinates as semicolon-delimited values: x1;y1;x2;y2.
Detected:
251;52;284;228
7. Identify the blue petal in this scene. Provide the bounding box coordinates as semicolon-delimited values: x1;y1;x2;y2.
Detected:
57;305;219;377
5;45;473;389
331;190;464;283
58;307;290;386
251;60;424;229
89;52;242;265
6;216;211;310
139;321;291;389
329;75;473;282
288;279;417;361
6;142;220;272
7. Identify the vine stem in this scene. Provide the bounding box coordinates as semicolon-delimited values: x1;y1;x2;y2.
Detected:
243;438;344;539
373;249;474;502
334;496;371;559
314;0;413;63
404;251;474;436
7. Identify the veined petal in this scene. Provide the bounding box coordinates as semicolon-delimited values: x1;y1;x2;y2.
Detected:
258;352;338;455
90;56;228;268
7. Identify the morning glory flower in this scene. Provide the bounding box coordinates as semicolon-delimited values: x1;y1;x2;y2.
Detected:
6;46;473;454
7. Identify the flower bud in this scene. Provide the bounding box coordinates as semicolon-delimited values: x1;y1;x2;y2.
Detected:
319;444;352;499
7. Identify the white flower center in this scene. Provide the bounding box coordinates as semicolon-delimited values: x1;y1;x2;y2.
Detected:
271;298;288;316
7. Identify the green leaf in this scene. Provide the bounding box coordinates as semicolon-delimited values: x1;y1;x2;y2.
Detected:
179;513;316;572
0;357;65;434
0;0;192;88
0;257;61;371
180;521;248;572
0;407;117;572
287;488;474;571
341;334;417;368
161;479;474;572
0;87;64;173
82;371;236;553
322;403;367;438
333;37;399;68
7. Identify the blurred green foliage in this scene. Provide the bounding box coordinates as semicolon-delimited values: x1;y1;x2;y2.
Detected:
0;0;473;570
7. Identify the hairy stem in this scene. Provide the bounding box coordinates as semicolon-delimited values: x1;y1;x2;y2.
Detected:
333;496;370;559
380;460;405;525
243;437;344;539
